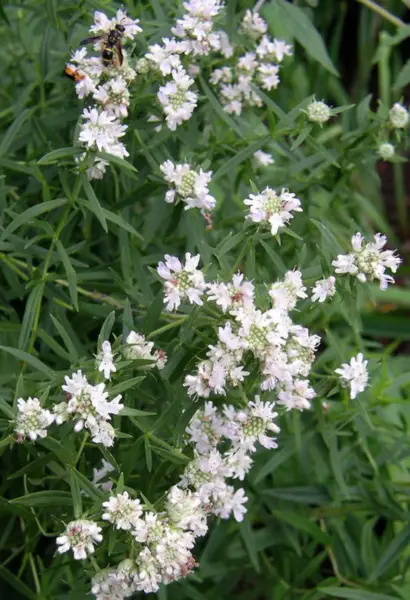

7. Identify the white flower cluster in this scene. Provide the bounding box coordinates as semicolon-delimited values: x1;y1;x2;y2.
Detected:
389;102;409;129
14;335;166;446
254;149;274;167
160;159;216;214
123;331;167;369
92;459;115;492
306;99;331;125
172;0;226;56
66;10;141;179
157;66;199;130
56;369;123;447
142;0;228;130
88;486;208;598
311;276;336;303
244;186;302;236
158;253;206;311
378;142;395;160
210;10;292;115
86;389;279;600
163;265;319;411
57;519;103;560
182;395;279;514
335;353;369;399
332;232;401;290
14;397;54;442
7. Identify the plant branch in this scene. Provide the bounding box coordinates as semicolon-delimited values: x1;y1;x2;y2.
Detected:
356;0;406;28
319;519;361;588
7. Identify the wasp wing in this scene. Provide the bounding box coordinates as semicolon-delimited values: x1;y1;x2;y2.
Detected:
115;40;124;66
80;35;103;46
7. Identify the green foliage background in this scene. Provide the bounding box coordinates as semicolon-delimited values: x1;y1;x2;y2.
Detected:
0;0;410;599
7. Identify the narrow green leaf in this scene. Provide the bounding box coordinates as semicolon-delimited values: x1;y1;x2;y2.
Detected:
98;151;139;174
240;519;260;572
81;175;108;232
368;523;410;582
0;397;15;419
0;109;34;157
319;587;399;600
0;198;67;243
259;239;287;274
50;315;79;363
215;231;245;259
199;76;245;138
253;445;295;484
18;282;44;351
98;311;116;346
145;437;153;472
100;207;143;240
213;136;271;181
110;376;145;395
56;240;79;311
393;59;410;90
0;346;55;379
119;406;156;417
37;147;83;164
10;491;73;506
0;565;37;599
69;469;83;518
271;509;332;544
262;0;338;75
263;0;338;75
37;436;73;463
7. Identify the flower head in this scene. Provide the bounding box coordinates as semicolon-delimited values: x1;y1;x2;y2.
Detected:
332;232;401;290
56;520;103;560
15;397;54;441
378;142;395;160
389;102;409;129
90;9;142;40
244;187;302;236
241;10;268;38
79;108;128;158
307;100;331;124
269;270;307;311
157;67;198;130
311;276;336;303
160;160;216;213
335;353;369;399
97;340;116;380
102;491;143;530
254;150;274;167
158;253;206;310
123;331;166;369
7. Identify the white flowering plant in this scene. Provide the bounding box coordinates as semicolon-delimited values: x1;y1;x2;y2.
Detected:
0;1;410;599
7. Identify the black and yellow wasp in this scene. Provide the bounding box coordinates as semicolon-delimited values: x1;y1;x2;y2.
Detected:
80;22;126;67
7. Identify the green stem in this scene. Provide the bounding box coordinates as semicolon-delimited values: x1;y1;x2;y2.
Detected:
0;253;29;280
89;556;101;573
147;317;188;339
356;0;406;27
393;162;408;235
74;431;89;467
55;279;126;309
28;554;41;595
378;37;391;107
231;236;251;275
